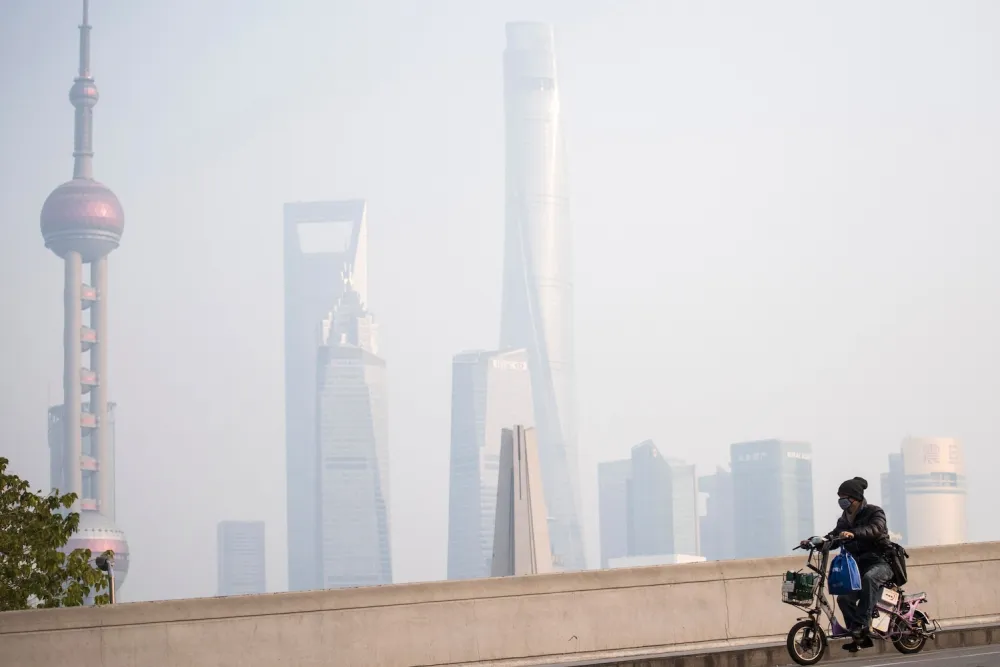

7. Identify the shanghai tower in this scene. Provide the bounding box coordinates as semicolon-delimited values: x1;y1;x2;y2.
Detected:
499;22;585;571
40;0;129;592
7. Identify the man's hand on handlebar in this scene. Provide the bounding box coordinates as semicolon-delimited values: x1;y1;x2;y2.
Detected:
839;531;855;540
796;536;825;550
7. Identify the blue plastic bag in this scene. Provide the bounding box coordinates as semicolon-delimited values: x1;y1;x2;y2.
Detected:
828;550;862;595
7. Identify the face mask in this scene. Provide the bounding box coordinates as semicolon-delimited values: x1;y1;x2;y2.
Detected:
838;498;853;511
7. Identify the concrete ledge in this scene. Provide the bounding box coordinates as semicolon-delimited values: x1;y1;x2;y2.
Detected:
4;542;998;635
2;542;998;667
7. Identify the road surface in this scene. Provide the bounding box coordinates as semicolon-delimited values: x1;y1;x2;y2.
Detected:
791;646;1000;666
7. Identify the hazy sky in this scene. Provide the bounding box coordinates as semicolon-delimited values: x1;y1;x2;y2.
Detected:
1;0;997;603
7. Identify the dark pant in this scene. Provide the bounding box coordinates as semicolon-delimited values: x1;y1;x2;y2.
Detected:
837;561;894;632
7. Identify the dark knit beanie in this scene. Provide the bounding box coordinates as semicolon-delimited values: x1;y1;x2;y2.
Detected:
838;477;868;501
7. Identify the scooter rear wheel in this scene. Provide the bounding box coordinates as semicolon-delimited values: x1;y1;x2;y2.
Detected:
787;619;828;665
892;614;928;655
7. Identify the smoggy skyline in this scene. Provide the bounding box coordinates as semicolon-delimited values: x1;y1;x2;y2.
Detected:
1;0;998;603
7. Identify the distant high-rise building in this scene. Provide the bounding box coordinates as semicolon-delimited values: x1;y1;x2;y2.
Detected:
315;276;391;589
699;466;735;561
627;441;674;557
41;0;129;597
886;437;967;547
599;444;700;566
598;459;631;568
283;200;367;592
490;426;553;577
499;22;585;571
446;349;533;580
667;458;699;557
880;452;908;543
217;521;266;596
731;440;814;559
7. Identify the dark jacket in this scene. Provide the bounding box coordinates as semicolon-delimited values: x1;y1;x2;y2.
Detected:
827;502;890;572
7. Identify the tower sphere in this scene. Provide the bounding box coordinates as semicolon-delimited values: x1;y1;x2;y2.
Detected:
69;78;99;108
63;511;130;590
41;178;124;262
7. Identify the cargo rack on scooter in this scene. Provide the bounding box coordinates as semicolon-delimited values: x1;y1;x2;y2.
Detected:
924;617;943;638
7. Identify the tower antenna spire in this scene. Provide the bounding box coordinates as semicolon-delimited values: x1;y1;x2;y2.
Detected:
80;0;91;77
71;0;98;179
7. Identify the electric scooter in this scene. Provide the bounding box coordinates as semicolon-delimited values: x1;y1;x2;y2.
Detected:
781;535;940;666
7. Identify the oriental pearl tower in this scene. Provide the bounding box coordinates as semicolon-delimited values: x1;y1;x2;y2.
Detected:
40;0;129;595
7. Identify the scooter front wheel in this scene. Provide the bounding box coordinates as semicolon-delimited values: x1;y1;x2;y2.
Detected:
787;619;828;665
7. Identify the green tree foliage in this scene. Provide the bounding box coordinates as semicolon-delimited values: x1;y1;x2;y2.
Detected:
0;457;111;611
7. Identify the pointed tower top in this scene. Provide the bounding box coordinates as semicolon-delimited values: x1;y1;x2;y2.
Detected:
70;0;99;162
79;0;92;77
40;0;125;261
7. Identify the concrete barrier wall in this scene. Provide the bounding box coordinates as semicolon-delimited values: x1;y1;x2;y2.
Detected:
2;542;999;667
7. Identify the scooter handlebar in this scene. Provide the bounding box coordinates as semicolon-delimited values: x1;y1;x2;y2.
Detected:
794;535;847;551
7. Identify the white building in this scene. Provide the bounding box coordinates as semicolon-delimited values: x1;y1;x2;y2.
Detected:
898;437;967;547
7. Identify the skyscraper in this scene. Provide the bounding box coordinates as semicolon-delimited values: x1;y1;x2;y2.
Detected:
731;439;814;560
597;459;631;568
699;466;735;561
40;0;129;593
283;200;367;592
490;426;553;577
599;445;701;565
499;22;585;571
447;349;533;580
627;440;674;557
882;437;968;548
217;521;266;596
315;277;391;588
667;458;699;557
880;452;908;543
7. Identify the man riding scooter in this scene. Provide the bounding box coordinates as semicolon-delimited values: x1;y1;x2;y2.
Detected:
802;477;893;653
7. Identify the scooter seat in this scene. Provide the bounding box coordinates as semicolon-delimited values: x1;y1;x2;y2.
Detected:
903;592;927;603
